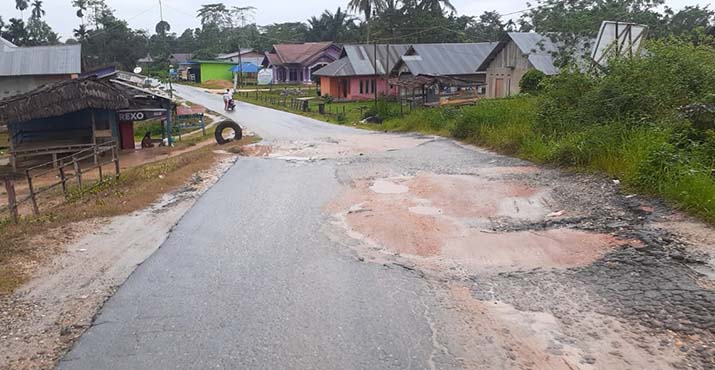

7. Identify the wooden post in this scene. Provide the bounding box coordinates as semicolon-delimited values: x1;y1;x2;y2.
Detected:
59;166;68;197
25;170;39;216
113;144;120;177
4;178;18;224
73;156;82;189
98;161;103;182
91;111;98;165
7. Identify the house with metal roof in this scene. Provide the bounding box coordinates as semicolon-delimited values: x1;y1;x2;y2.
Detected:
313;44;409;100
216;49;264;66
386;43;499;105
391;43;499;80
261;42;342;84
475;32;559;98
0;38;82;100
477;32;593;98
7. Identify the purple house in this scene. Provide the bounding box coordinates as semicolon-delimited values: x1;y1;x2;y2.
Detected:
261;42;342;84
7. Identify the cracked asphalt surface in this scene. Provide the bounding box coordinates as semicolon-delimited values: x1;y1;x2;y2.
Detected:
55;85;715;369
55;86;465;369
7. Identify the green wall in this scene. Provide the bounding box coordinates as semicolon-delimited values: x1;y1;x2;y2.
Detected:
199;62;234;82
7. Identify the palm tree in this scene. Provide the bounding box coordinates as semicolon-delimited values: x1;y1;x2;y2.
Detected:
348;0;387;21
308;7;357;42
232;6;256;28
73;24;88;40
15;0;29;19
418;0;456;15
155;20;171;35
31;0;45;19
347;0;385;42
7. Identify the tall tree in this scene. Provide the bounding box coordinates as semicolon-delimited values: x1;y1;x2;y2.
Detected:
71;0;89;26
155;20;171;35
15;0;29;19
232;6;256;28
418;0;456;15
464;11;506;42
2;18;28;45
307;7;358;42
348;0;385;42
81;13;148;70
197;3;231;29
30;0;45;20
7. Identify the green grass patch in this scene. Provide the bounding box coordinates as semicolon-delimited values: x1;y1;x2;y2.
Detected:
234;90;402;127
382;95;715;222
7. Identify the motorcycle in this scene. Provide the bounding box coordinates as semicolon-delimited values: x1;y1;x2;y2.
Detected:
225;99;236;112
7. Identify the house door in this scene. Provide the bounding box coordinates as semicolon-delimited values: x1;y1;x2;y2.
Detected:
119;121;135;150
494;78;504;98
340;79;349;98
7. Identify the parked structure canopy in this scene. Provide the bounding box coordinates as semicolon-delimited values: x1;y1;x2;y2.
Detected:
0;78;129;126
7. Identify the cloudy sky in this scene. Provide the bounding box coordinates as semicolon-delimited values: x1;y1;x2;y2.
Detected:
0;0;707;40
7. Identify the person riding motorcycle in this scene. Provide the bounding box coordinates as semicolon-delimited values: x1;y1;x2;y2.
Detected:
223;89;235;111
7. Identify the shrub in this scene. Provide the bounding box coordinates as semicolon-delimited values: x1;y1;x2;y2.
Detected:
519;69;546;94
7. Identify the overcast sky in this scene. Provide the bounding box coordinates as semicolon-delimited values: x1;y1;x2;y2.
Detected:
0;0;708;40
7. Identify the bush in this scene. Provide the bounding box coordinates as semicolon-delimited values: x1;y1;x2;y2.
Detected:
519;69;546;94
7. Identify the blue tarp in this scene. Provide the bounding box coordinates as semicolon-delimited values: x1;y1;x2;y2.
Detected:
228;62;259;73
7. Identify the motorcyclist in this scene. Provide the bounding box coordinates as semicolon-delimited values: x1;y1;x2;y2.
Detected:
223;89;234;111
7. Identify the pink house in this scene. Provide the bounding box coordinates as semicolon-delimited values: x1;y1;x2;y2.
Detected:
313;44;409;101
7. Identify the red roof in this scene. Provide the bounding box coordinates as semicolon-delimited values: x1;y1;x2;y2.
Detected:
265;42;335;65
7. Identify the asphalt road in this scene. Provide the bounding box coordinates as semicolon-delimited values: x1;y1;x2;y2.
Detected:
172;84;361;141
56;86;465;369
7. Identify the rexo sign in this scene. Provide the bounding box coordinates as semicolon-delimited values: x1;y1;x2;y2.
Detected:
118;110;166;122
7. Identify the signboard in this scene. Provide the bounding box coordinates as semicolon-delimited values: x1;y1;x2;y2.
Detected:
118;109;166;122
257;68;273;85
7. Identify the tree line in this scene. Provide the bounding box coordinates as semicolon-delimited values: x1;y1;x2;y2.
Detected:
1;0;714;72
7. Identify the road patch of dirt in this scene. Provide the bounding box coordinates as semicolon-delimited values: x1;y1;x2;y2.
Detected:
328;172;625;272
326;139;715;369
238;133;433;160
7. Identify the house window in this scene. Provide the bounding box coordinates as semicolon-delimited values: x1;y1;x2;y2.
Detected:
359;80;364;94
289;69;298;81
371;79;376;94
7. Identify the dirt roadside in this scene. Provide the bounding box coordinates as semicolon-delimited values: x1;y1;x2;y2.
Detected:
0;149;243;370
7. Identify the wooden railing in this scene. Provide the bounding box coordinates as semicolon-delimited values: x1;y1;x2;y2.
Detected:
1;140;120;223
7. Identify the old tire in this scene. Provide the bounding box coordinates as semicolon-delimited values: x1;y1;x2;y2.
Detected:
214;120;243;145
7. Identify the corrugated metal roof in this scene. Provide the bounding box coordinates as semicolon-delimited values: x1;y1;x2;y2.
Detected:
313;57;354;76
0;37;16;50
314;44;409;77
502;32;593;75
507;32;559;75
216;49;255;60
0;44;81;76
400;43;499;76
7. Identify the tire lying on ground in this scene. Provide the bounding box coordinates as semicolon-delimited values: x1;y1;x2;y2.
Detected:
214;120;243;145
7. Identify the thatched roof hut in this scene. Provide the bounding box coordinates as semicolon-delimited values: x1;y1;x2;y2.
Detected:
0;78;129;126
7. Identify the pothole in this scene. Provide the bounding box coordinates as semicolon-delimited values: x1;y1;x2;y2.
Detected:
328;172;629;272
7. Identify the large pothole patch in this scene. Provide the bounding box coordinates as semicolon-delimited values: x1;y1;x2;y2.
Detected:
328;171;629;273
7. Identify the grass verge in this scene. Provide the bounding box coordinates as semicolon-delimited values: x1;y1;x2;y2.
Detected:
234;90;402;127
380;96;715;223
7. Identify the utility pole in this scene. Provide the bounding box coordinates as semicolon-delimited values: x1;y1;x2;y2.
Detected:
385;43;390;97
373;42;378;110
